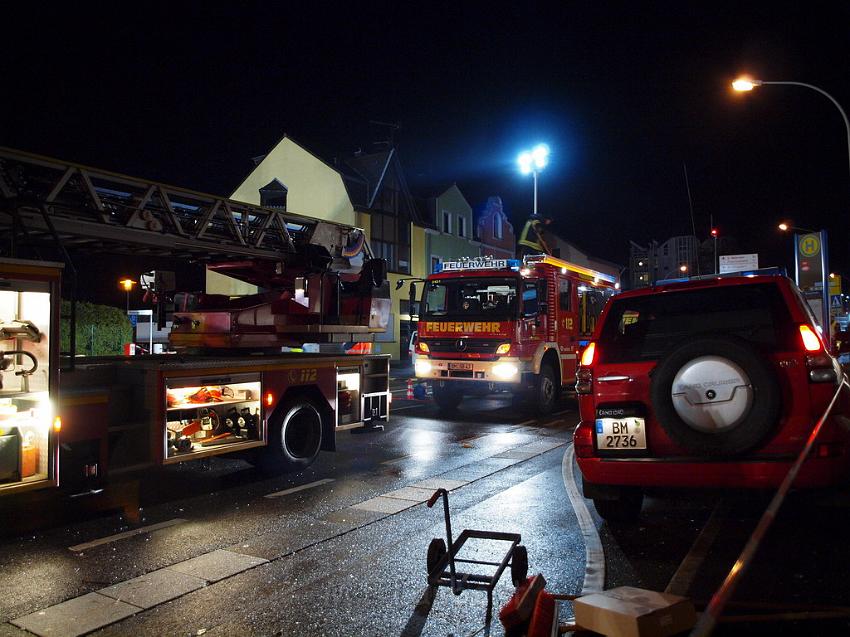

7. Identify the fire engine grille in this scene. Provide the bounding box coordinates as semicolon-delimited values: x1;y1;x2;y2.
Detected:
424;339;504;354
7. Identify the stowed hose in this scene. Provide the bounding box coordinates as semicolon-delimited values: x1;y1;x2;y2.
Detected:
0;350;38;376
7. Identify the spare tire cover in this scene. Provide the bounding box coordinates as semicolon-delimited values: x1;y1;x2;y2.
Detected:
650;335;781;456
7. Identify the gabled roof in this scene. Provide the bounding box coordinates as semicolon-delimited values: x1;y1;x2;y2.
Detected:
339;148;422;223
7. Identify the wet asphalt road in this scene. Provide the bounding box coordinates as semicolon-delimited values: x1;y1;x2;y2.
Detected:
1;387;849;636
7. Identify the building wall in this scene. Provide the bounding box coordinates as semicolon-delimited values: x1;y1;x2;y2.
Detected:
549;236;620;282
476;196;515;258
209;136;356;296
427;185;479;273
381;223;427;360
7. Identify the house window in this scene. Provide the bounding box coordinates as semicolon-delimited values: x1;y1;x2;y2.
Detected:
443;211;452;234
431;256;441;273
457;215;467;238
494;214;503;239
259;179;288;210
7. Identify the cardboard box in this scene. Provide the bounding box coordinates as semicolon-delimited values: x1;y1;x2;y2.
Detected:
574;586;696;637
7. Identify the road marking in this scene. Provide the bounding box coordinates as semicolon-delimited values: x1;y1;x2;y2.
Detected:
391;404;423;411
264;478;335;499
665;500;727;596
68;518;187;552
562;445;605;594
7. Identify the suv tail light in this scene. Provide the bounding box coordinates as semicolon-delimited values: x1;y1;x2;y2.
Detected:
799;324;823;352
580;342;597;366
573;422;595;458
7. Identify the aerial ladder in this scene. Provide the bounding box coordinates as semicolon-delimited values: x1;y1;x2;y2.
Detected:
0;146;390;353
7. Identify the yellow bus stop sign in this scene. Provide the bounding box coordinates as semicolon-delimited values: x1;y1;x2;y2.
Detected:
799;234;821;258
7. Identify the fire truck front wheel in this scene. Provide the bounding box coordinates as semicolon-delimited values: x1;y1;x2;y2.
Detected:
256;398;323;475
534;363;557;416
433;382;463;412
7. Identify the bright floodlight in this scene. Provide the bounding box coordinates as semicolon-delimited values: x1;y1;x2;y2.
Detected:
517;151;533;175
531;144;549;169
778;223;789;231
732;78;761;92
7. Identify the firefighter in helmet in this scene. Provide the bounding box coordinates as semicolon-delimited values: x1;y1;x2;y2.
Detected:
518;213;552;257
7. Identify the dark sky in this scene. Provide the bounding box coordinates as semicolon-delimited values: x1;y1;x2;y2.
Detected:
3;3;850;293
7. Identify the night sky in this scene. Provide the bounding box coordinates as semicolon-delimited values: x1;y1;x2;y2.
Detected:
3;3;850;301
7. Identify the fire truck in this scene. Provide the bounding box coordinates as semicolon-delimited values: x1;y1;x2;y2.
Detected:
413;254;617;414
0;147;391;514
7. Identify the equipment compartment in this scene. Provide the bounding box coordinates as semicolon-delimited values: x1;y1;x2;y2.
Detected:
164;373;264;461
0;262;60;493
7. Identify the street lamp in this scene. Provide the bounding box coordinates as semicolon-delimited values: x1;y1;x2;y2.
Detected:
732;76;850;181
679;264;688;273
517;144;550;216
778;222;817;234
119;278;136;313
710;228;719;274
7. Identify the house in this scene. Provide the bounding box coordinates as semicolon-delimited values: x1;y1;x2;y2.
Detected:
337;148;427;361
423;184;480;274
475;196;515;259
211;135;358;295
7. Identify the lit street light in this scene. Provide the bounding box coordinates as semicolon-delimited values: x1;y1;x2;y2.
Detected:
732;76;850;181
517;144;550;216
679;264;688;273
711;227;719;274
119;278;136;313
778;222;817;234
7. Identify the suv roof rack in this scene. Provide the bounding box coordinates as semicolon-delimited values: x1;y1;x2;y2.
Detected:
656;267;787;286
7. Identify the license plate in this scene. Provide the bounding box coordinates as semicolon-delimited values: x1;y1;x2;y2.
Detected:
595;417;647;450
449;362;473;371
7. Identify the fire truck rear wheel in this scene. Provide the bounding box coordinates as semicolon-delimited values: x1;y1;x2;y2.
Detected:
534;363;557;415
256;398;323;475
433;382;463;412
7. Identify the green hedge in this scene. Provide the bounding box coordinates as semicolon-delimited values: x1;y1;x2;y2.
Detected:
60;301;133;356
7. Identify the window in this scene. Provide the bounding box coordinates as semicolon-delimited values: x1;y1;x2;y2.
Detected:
422;278;518;320
522;281;538;317
431;256;441;273
494;214;503;239
559;279;572;311
457;215;467;238
597;284;793;363
372;240;395;267
259;179;288;210
443;211;452;234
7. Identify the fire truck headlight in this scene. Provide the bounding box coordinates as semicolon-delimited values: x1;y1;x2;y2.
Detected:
495;343;511;355
492;363;518;379
415;360;432;376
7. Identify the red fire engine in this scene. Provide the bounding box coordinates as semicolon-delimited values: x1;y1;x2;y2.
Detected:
0;147;390;519
413;254;617;414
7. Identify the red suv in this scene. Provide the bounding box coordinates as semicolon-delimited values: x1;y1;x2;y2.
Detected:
574;271;849;520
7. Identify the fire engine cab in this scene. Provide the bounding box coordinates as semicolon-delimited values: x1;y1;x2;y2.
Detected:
413;254;618;414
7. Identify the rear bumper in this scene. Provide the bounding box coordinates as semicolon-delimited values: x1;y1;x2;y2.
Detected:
576;454;850;489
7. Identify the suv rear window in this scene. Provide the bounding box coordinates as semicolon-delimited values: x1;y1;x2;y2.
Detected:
598;283;796;363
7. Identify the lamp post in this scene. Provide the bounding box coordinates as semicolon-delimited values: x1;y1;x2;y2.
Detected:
710;228;718;274
732;77;850;182
517;144;550;216
119;278;136;313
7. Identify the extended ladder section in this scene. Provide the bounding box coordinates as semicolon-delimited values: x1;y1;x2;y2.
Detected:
0;147;365;265
523;254;618;287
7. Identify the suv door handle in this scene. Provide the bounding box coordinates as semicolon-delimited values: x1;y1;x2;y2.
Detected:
596;375;631;382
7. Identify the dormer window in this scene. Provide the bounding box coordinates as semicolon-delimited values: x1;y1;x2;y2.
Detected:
259;179;288;210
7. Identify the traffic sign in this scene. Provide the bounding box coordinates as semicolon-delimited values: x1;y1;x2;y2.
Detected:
799;234;820;257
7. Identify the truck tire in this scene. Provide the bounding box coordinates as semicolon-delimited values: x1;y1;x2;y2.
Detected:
650;335;781;456
256;398;323;475
533;363;557;416
433;382;463;412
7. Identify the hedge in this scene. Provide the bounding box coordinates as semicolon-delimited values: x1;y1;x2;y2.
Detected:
60;300;133;356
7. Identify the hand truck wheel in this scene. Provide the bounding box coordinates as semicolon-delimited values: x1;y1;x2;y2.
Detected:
427;537;447;578
511;544;528;586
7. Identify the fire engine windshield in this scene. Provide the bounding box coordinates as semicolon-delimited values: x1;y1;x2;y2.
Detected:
422;278;518;320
